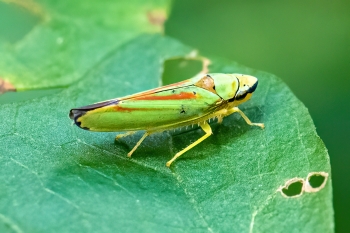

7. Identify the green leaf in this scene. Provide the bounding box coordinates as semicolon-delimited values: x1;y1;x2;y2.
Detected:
0;34;333;232
0;1;333;232
0;0;169;90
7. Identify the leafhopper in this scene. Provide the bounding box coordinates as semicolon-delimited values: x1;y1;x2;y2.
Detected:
69;73;264;167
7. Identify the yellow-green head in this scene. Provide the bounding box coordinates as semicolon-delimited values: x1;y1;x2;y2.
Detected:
207;73;258;105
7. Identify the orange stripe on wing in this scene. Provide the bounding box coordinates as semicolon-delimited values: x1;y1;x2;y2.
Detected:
119;80;192;101
113;106;164;112
113;106;143;112
133;92;196;101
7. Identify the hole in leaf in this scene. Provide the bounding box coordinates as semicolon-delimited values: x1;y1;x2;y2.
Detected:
162;58;203;85
304;172;328;192
308;174;326;188
0;1;40;43
281;180;304;197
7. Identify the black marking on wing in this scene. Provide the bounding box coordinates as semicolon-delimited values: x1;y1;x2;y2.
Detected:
69;99;119;130
180;105;186;114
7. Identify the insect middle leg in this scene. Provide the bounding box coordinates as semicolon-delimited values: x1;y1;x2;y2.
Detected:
127;132;150;157
166;121;212;167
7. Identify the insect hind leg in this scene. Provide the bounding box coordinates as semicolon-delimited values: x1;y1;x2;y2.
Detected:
166;121;212;167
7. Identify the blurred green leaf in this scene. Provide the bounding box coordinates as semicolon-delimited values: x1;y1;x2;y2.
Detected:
0;1;333;232
0;0;169;90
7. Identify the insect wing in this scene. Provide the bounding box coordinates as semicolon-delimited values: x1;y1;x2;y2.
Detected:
70;78;198;122
75;85;222;132
117;76;201;101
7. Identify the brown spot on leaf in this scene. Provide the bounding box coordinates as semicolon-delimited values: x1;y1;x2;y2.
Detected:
0;79;16;94
147;9;167;31
3;0;47;19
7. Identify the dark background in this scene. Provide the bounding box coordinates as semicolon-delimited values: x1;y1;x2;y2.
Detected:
166;0;350;232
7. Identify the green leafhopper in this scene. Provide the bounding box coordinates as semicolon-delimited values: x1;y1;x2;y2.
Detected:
69;73;264;167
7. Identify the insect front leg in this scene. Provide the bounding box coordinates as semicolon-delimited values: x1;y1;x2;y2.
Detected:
166;121;212;167
127;132;150;157
231;107;264;129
